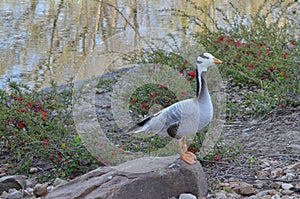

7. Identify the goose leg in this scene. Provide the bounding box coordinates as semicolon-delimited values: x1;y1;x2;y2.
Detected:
178;136;196;164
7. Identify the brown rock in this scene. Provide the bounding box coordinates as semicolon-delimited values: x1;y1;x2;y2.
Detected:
33;183;48;197
257;170;269;178
270;182;281;189
270;168;284;178
0;164;13;173
46;156;208;199
234;182;258;196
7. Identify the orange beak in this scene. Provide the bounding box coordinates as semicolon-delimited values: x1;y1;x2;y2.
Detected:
213;58;223;64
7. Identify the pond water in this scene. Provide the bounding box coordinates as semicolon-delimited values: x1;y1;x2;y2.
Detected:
0;0;298;89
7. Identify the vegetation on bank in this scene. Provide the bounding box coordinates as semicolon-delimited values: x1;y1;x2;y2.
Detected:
0;0;299;181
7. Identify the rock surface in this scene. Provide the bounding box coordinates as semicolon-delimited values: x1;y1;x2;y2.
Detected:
0;175;26;194
45;156;208;199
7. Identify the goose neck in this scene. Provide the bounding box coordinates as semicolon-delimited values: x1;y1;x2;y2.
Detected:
196;69;209;99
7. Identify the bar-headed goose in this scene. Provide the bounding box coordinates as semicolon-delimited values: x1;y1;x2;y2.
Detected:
128;53;222;164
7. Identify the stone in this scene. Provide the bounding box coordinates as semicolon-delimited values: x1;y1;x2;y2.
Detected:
25;177;38;188
6;190;23;199
26;187;33;193
0;164;13;173
282;190;294;195
285;162;300;172
256;190;269;198
247;196;259;199
23;189;32;197
228;177;240;182
33;183;48;197
257;170;269;178
179;193;197;199
285;173;295;181
46;156;208;199
47;185;54;192
214;190;227;199
29;167;38;174
260;196;272;199
253;180;265;189
1;191;8;199
282;196;299;199
270;182;281;189
234;182;257;196
271;194;281;199
53;178;67;187
256;190;281;198
0;175;26;194
281;183;294;190
270;168;283;178
0;168;5;174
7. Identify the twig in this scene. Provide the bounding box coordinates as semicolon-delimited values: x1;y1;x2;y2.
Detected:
258;154;300;158
223;174;300;183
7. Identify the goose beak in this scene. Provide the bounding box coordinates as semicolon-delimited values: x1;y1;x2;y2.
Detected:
213;58;222;64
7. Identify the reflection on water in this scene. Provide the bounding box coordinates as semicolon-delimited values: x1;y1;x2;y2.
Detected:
0;0;298;89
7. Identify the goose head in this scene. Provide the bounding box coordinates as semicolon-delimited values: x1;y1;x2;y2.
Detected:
196;53;222;72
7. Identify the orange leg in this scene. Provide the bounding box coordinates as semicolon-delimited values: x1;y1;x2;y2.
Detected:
178;136;196;164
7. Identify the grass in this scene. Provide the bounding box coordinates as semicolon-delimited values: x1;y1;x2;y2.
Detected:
0;0;299;181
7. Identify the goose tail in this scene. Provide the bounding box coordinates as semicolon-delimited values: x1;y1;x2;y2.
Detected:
126;115;152;135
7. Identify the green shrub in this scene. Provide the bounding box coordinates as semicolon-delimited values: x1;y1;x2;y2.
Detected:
191;0;299;117
0;82;98;181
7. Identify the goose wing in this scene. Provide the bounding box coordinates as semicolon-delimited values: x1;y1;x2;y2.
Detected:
128;98;198;137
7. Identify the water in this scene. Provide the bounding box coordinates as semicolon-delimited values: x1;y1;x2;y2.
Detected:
0;0;298;89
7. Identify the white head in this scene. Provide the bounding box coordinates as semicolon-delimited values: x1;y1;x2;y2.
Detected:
196;53;222;71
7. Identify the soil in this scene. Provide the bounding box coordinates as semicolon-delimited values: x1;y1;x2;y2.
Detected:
204;107;300;191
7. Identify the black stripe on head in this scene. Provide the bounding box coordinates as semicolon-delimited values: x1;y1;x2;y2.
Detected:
199;53;209;59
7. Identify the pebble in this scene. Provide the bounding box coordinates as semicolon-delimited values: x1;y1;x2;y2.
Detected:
282;190;294;195
178;193;197;199
285;173;295;181
6;190;22;199
281;183;294;190
214;190;227;199
53;178;68;187
29;167;38;174
271;194;281;199
286;162;300;172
